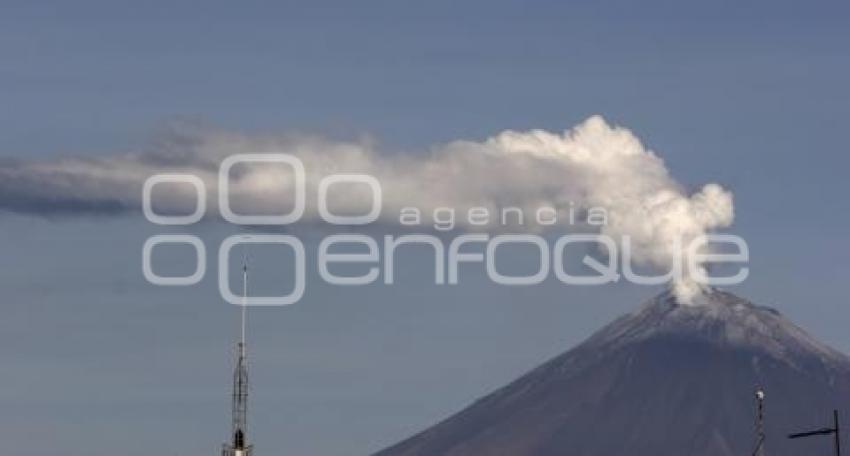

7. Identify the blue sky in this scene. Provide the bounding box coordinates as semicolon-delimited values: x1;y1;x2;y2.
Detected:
1;1;849;455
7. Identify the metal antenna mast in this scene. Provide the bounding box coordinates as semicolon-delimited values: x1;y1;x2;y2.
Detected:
223;256;253;456
752;388;766;456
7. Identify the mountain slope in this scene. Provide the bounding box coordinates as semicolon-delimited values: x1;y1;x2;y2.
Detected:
376;290;850;456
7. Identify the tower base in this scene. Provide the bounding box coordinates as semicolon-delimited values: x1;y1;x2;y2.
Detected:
222;444;253;456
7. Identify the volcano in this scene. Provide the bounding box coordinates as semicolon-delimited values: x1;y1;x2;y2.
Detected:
376;289;850;456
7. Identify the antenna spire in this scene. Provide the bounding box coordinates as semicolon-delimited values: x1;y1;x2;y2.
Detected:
241;257;247;354
223;254;252;456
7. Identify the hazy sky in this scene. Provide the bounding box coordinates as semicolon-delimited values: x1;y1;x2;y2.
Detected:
1;1;849;455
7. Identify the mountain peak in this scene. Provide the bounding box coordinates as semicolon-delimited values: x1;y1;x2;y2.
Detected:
377;290;850;456
583;289;846;368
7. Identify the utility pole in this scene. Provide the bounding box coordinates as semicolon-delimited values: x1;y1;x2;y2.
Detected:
788;409;841;456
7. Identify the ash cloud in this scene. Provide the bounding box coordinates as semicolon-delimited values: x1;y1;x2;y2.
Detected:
0;116;734;302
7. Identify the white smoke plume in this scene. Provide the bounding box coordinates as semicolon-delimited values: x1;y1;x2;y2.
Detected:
0;116;733;303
